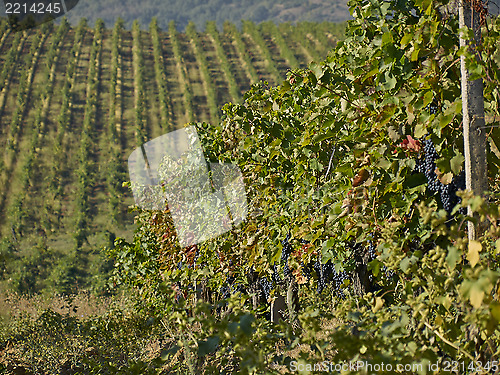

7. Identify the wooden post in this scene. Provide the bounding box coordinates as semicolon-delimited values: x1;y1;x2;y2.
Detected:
271;294;287;323
459;0;488;240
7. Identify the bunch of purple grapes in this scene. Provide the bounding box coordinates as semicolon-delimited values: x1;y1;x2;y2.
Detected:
414;139;465;214
281;233;293;277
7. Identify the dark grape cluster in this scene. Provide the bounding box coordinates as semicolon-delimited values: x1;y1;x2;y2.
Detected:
281;233;293;277
330;267;349;299
422;139;440;192
415;139;466;215
367;240;377;261
258;277;272;301
301;261;313;282
368;236;399;286
219;275;235;299
174;281;183;303
426;99;439;115
272;264;282;285
383;266;396;280
233;283;244;293
440;171;466;214
216;275;243;314
313;258;326;293
277;235;353;297
219;286;230;300
313;256;350;297
193;247;201;268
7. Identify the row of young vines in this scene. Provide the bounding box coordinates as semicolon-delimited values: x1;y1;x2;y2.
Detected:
0;30;24;117
168;21;195;124
7;26;48;150
42;19;88;234
131;20;147;146
205;21;242;104
284;22;323;63
105;18;125;224
7;20;69;238
149;18;173;132
0;26;47;238
223;21;260;84
260;21;300;70
73;19;104;248
242;20;284;83
184;22;218;125
0;31;26;222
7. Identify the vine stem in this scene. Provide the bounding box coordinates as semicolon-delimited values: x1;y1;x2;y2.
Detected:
372;188;379;227
420;313;475;361
376;288;394;299
324;145;336;178
440;57;460;79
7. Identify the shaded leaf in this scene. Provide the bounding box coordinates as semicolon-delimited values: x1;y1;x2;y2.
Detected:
450;153;465;174
446;246;460;270
469;286;484;308
198;336;220;357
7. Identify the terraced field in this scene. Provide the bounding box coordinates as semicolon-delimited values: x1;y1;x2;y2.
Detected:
0;18;343;293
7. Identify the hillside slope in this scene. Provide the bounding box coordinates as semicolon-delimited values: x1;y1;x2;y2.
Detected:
0;18;342;294
63;0;352;30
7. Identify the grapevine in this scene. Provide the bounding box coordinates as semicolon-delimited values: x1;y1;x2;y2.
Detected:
169;21;195;123
73;19;104;248
6;20;69;238
223;21;259;84
132;20;147;146
242;20;284;84
42;18;87;233
185;21;220;124
205;21;242;104
105;18;125;224
150;18;173;131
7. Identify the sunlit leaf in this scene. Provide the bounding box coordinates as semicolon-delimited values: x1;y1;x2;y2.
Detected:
468;240;481;267
469;286;484;308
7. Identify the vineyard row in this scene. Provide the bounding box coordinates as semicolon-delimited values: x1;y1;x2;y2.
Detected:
0;18;343;252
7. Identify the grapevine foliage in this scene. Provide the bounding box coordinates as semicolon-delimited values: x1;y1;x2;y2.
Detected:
109;0;500;370
191;0;500;294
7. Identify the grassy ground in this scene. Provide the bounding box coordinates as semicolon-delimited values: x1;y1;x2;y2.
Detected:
0;287;342;374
